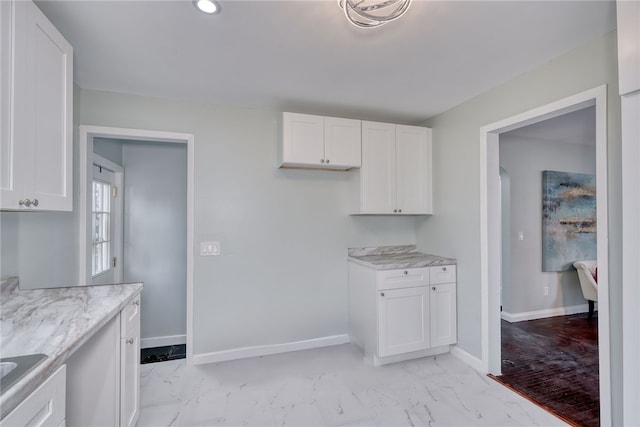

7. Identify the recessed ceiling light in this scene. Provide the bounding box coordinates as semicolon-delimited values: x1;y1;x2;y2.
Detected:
194;0;220;14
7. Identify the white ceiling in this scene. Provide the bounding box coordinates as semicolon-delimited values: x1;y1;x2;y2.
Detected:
502;106;596;147
35;0;616;124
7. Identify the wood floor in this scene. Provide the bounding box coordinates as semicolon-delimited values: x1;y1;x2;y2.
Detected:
492;313;599;427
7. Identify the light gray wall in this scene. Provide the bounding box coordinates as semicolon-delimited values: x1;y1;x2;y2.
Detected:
121;141;187;343
499;132;596;315
500;168;510;311
416;30;622;422
93;138;123;165
77;91;417;354
0;211;77;287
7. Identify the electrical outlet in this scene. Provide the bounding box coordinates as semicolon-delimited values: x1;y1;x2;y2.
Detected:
200;241;220;256
544;286;549;296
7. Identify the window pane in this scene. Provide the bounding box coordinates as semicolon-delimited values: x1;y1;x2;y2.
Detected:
102;214;110;242
94;243;102;275
102;183;111;213
93;213;101;242
101;242;110;272
93;181;102;212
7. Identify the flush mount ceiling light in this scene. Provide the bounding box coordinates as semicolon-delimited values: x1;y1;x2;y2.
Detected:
338;0;411;28
194;0;220;14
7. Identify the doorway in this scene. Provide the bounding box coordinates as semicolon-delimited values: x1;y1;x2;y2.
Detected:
496;107;599;425
479;86;610;423
78;126;195;360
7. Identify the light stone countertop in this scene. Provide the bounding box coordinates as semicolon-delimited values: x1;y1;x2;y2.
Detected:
348;245;456;270
0;277;143;419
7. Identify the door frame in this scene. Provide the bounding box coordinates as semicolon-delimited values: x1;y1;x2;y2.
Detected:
91;153;124;284
78;125;195;361
479;85;610;424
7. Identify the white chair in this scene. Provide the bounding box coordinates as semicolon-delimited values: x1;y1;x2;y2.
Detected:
573;260;598;320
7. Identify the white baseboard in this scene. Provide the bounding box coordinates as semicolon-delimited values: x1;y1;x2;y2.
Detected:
191;334;350;365
141;334;187;349
501;303;591;323
450;345;484;373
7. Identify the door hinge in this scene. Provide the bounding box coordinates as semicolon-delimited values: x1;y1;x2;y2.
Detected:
112;257;117;268
112;186;117;198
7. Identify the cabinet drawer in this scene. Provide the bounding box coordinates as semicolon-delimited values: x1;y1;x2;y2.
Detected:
121;295;141;337
377;267;429;290
0;365;66;427
429;265;456;284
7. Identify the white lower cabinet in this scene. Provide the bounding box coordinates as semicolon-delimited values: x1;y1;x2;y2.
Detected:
349;264;456;365
378;286;430;357
66;293;141;427
0;365;66;427
430;282;457;347
120;296;141;427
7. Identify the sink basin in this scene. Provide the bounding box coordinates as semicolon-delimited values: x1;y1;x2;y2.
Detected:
0;362;17;377
0;354;47;395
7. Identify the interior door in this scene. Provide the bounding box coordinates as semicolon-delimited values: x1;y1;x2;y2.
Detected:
91;164;117;285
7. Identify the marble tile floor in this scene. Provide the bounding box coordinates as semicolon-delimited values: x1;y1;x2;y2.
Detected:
138;343;568;427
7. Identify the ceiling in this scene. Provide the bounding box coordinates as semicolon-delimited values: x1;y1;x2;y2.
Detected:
35;0;617;124
502;106;596;147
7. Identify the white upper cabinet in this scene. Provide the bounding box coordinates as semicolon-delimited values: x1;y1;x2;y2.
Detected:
359;121;396;213
1;0;73;211
351;121;432;215
280;112;361;170
396;125;432;214
617;0;640;96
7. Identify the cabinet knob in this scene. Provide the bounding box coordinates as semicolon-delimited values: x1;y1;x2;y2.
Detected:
404;270;408;275
432;286;436;291
442;267;447;271
380;292;385;297
320;159;325;163
398;209;402;213
126;338;134;344
133;299;140;306
326;159;330;164
18;199;38;207
393;209;397;213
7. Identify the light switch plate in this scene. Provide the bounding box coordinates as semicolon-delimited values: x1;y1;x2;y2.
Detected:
200;241;220;256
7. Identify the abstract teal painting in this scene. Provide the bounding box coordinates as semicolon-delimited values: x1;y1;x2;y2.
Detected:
542;170;596;272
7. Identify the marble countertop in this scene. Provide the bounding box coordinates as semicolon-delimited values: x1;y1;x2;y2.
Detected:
348;245;456;270
0;277;143;419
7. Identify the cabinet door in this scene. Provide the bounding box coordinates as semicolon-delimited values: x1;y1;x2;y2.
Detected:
120;296;141;427
361;121;396;214
281;112;324;167
430;283;457;347
395;125;432;214
3;0;73;211
1;0;25;208
378;286;429;357
66;315;120;427
0;365;66;427
324;117;361;168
